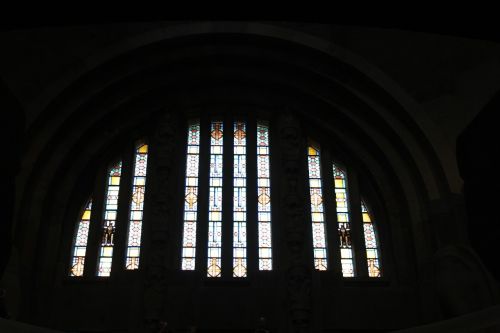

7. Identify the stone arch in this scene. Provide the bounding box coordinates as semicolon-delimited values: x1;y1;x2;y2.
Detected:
12;27;454;327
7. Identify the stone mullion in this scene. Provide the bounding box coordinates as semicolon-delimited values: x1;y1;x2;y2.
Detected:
246;115;258;276
142;111;178;332
347;170;369;278
322;150;342;276
85;168;106;278
111;146;134;279
221;116;233;278
279;113;313;333
195;115;210;274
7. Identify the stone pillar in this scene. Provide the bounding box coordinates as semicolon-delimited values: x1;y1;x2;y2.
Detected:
142;111;178;332
278;112;313;333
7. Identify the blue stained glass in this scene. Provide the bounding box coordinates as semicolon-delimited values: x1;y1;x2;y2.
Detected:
233;121;247;277
362;200;381;277
70;199;93;277
125;142;149;270
307;145;328;271
257;122;273;271
333;163;355;277
208;121;224;277
182;122;201;270
97;161;123;277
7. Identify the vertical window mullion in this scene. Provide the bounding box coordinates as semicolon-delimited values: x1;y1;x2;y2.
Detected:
221;117;233;277
246;117;258;275
345;170;368;277
196;117;210;273
322;150;341;275
83;169;106;277
111;150;134;277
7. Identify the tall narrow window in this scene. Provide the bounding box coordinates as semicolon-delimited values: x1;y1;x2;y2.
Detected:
70;199;93;276
233;121;247;277
181;122;201;270
257;122;272;270
307;145;328;271
125;143;149;270
207;121;223;277
97;161;122;277
332;163;355;277
362;200;382;277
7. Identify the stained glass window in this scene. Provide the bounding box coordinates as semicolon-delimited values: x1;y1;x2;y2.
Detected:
181;122;201;270
70;199;92;277
257;122;272;271
233;121;247;277
97;161;122;277
207;121;223;277
307;145;328;271
332;163;355;277
362;200;382;277
125;143;149;270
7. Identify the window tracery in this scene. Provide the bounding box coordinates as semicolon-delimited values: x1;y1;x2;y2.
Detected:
68;117;383;279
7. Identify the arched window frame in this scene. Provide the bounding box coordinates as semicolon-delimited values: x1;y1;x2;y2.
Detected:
177;112;277;280
65;111;388;282
305;133;387;279
66;138;151;279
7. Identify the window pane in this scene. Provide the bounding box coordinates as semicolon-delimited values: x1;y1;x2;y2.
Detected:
182;122;200;270
233;121;247;277
362;201;382;277
125;142;149;270
257;121;273;270
207;121;223;277
97;161;122;277
332;163;356;277
307;145;328;271
69;199;93;277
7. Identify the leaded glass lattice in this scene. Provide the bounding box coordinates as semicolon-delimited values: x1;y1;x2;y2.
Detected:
207;121;223;277
233;121;247;277
125;143;149;270
257;121;273;270
181;122;201;270
307;145;328;271
70;199;92;276
362;200;381;277
332;163;355;277
97;161;122;277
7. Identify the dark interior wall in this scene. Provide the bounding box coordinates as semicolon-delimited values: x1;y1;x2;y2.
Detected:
457;92;500;280
2;22;500;197
1;22;499;332
0;78;25;319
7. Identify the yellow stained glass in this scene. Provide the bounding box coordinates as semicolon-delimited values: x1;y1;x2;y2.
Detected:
308;147;318;156
363;212;371;222
335;178;344;188
111;176;120;185
138;144;148;153
82;210;91;220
